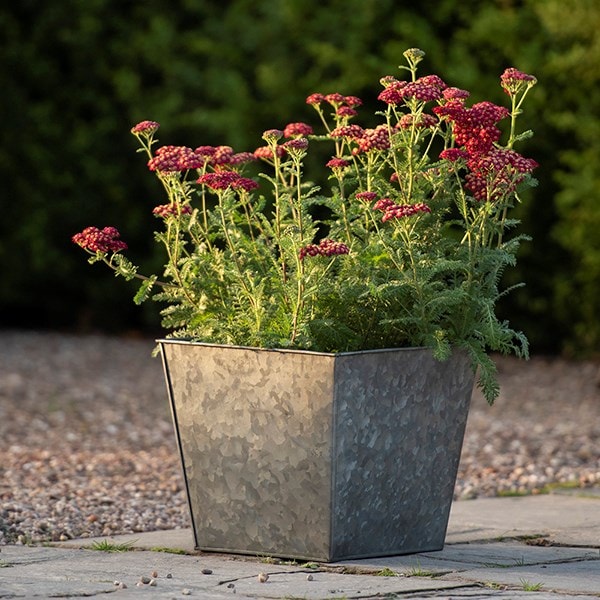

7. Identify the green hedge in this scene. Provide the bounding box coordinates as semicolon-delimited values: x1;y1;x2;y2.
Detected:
2;0;598;354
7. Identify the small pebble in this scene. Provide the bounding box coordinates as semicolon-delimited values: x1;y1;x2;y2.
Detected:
140;575;151;584
151;570;158;578
201;568;213;575
182;589;191;596
166;573;173;578
149;578;157;586
257;572;269;583
306;573;314;581
227;583;235;588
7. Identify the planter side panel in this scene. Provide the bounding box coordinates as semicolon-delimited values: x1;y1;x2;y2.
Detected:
331;349;473;560
161;342;335;560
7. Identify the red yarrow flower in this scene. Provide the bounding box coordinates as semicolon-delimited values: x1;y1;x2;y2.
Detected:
197;171;259;192
283;122;314;138
305;93;325;106
439;148;470;162
434;100;509;155
282;138;309;152
262;129;284;143
299;239;350;260
330;124;365;139
326;158;350;170
148;146;208;172
500;68;537;95
354;126;390;154
153;204;193;218
253;145;286;160
130;120;160;135
442;87;470;101
325;93;346;107
397;113;438;130
401;78;445;102
355;191;378;203
336;106;358;118
465;148;538;201
72;226;127;253
373;199;431;222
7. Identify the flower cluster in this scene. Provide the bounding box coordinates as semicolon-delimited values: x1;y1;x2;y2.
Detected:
434;100;510;155
283;122;313;138
148;145;208;172
153;204;193;219
197;171;259;192
354;125;391;153
72;226;127;253
373;198;432;222
73;48;537;403
500;67;537;95
299;239;350;260
465;148;538;201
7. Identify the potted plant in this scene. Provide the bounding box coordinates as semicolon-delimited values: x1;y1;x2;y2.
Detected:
73;48;537;561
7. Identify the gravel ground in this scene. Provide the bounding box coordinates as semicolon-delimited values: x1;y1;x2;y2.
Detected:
0;330;599;545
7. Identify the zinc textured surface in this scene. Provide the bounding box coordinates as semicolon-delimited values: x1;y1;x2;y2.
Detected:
160;342;473;561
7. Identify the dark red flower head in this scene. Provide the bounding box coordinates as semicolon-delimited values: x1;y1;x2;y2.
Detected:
72;226;127;253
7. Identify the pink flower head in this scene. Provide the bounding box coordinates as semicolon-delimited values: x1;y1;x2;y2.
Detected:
306;93;325;106
434;101;509;156
443;87;470;101
378;86;405;106
283;122;314;138
418;74;447;90
355;191;378;203
468;102;510;128
148;146;207;172
439;148;470;162
354;126;390;154
401;76;445;102
72;226;127;253
228;151;257;166
194;145;217;157
344;95;363;107
325;93;346;107
130;120;160;135
253;145;286;160
374;199;431;222
153;203;193;218
210;146;235;166
465;148;538;201
397;113;438;130
282;138;309;153
330;124;365;139
299;239;349;260
380;75;401;88
500;68;537;95
262;129;284;143
336;106;358;118
197;171;258;192
326;158;350;170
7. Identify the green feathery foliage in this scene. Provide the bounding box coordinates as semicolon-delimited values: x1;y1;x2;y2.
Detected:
73;49;538;403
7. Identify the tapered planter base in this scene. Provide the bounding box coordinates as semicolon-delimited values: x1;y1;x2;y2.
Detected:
159;341;474;562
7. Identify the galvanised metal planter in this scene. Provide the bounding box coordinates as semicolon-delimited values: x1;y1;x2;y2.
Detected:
159;340;474;562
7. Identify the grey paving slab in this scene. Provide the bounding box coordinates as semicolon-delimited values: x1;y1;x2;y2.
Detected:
446;494;600;546
0;545;476;599
341;541;600;573
444;558;600;596
5;495;600;599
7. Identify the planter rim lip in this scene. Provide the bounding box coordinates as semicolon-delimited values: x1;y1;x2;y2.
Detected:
156;338;440;358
